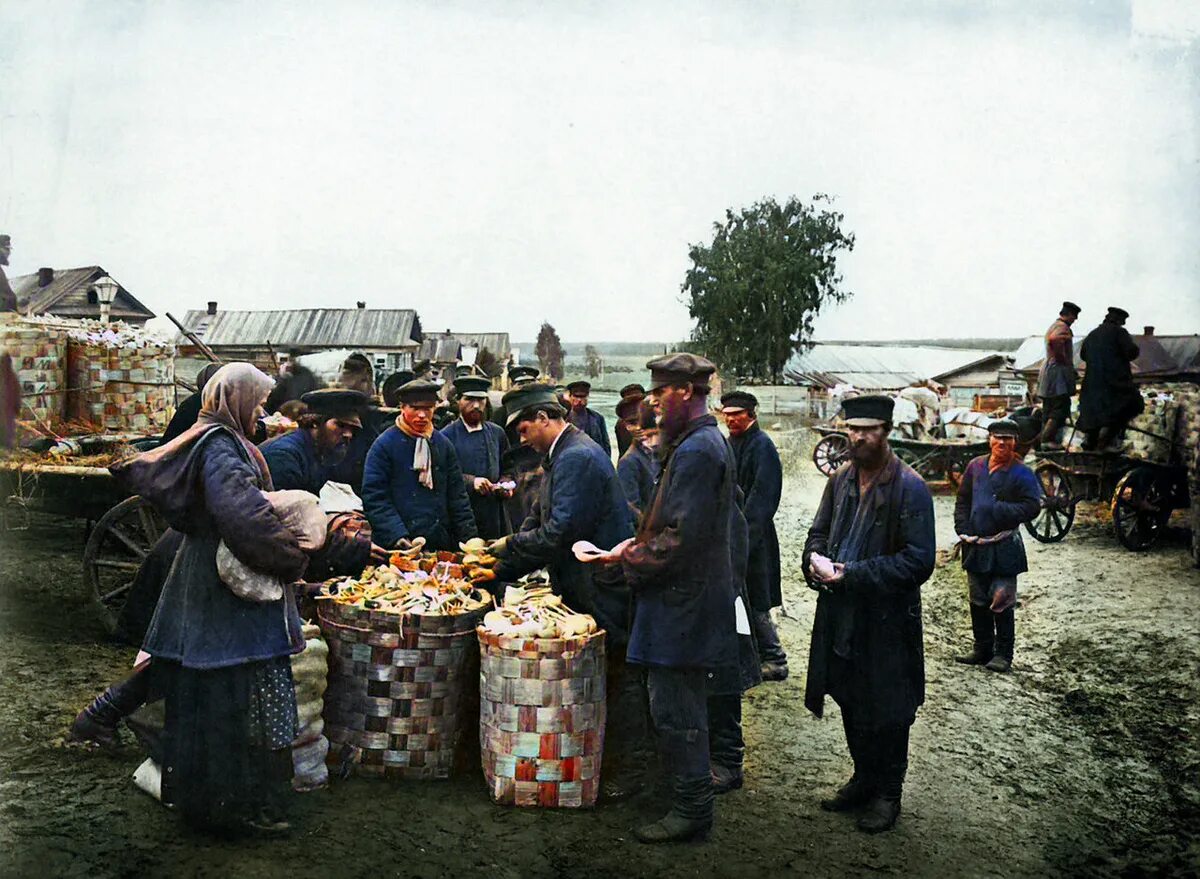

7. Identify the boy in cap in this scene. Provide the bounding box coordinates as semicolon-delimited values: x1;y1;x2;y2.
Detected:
803;394;935;833
616;397;660;519
616;383;647;458
440;376;513;540
1078;306;1143;451
565;379;611;457
361;380;478;551
1036;301;1081;448
261;388;368;496
721;389;788;682
953;419;1043;673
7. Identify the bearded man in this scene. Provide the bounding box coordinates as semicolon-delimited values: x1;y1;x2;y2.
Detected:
261;388;368;496
802;395;935;834
440;375;513;540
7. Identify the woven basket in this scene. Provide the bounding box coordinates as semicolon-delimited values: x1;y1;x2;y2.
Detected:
477;627;606;808
317;598;491;780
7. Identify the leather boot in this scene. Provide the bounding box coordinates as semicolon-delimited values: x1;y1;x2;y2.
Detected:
986;607;1014;672
634;810;713;844
69;667;151;748
752;610;788;681
711;763;743;795
857;725;908;833
857;795;901;833
819;774;874;811
954;604;994;665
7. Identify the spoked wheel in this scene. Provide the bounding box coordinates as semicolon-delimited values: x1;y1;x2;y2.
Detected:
83;496;165;635
813;433;850;477
1111;467;1171;551
1024;465;1074;543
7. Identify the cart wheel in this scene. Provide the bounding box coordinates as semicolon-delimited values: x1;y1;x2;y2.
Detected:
82;496;165;635
1024;465;1074;543
1111;467;1171;551
813;433;850;477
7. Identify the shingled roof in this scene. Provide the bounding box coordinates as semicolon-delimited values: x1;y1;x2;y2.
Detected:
9;266;155;322
178;308;422;349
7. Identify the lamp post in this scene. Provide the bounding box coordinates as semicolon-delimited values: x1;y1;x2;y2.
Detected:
93;276;119;324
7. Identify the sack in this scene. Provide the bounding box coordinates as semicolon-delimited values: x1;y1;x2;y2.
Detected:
264;489;327;550
216;540;284;602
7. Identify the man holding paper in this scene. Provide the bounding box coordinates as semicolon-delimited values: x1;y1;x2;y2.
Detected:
802;394;936;834
440;375;514;540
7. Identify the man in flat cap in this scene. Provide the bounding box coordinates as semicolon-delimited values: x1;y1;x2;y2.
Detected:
261;388;368;496
615;383;647;458
361;380;478;551
324;354;396;495
565;379;611;458
493;365;544;525
803;394;935;833
721;389;788;682
440;375;513;540
953;420;1042;674
1078;306;1143;451
596;353;750;843
615;397;660;520
1036;301;1081;448
486;382;643;799
0;234;17;312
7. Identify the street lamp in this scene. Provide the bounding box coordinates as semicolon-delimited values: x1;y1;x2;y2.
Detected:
93;276;119;324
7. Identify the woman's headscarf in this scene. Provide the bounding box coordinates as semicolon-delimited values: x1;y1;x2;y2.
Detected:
198;363;274;439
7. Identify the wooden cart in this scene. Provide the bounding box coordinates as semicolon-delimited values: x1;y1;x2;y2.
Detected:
812;425;987;486
1;440;164;635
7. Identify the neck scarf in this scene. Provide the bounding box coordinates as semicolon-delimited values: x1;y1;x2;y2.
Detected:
988;436;1016;473
396;411;435;490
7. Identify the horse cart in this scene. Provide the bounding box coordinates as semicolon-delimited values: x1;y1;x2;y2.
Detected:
1;436;164;635
812;425;987;486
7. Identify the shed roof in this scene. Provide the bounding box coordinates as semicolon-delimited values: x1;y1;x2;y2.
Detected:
421;331;511;359
10;266;155;321
783;344;1007;390
179;308;421;349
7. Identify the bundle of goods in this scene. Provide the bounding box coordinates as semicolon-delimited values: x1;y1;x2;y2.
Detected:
0;315;68;435
261;411;298;439
1125;389;1179;463
291;623;331;792
316;546;494;780
477;582;606;808
1162;383;1200;565
61;319;175;434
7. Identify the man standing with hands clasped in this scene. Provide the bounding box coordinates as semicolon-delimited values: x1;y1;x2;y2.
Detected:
441;375;513;540
803;395;935;834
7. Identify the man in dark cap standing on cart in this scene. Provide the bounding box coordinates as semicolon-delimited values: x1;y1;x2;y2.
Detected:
803;394;935;834
1078;306;1143;451
1036;301;1081;448
565;379;611;457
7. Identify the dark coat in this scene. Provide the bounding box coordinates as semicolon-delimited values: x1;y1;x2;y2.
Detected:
440;417;512;540
568;407;610;457
361;426;478;551
495;425;634;644
261;428;330;496
327;405;394;495
621;415;740;670
265;365;322;414
617;441;660;518
954;456;1042;577
115;426;308;670
616;419;634;459
1078;320;1144;431
802;454;935;728
162;392;203;443
729;424;783;611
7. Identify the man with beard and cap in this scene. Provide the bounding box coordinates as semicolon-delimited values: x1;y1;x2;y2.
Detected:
590;353;744;843
803;394;935;834
484;382;644;799
261;388;367;496
162;363;224;443
616;397;660;520
440;375;513;540
0;234;17;311
1078;306;1144;451
721;389;788;682
565;379;611;457
1036;301;1081;448
361;380;477;551
953;419;1042;673
615;383;647;458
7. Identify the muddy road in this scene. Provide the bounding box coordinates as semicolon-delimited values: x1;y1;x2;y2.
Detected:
1;430;1197;878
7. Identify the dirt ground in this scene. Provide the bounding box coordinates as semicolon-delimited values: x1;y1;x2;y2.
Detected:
1;429;1198;878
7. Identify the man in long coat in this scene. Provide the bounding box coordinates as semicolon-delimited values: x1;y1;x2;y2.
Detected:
803;394;935;834
440;375;512;540
361;380;477;551
1078;306;1143;451
722;390;788;681
565;379;611;457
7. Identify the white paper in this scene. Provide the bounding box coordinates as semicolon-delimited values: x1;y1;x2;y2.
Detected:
319;481;363;513
734;596;751;636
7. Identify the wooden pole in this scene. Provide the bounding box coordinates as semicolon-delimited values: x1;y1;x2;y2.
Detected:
165;312;221;364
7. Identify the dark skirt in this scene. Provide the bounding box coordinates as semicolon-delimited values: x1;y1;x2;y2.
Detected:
155;658;297;833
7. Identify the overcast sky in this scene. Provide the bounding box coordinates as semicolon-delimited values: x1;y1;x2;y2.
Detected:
2;1;1198;343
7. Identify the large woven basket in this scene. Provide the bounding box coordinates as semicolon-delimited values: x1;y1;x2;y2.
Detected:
477;627;606;808
317;598;491;780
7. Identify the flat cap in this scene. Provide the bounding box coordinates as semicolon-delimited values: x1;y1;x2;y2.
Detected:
841;394;894;427
454;375;491;398
501;383;563;426
620;383;646;399
615;397;641;420
1060;301;1081;316
720;390;758;413
509;365;540;383
1106;306;1129;322
380;371;415;408
396;379;441;405
646;352;717;390
987;419;1021;437
300;388;368;428
565;380;591;394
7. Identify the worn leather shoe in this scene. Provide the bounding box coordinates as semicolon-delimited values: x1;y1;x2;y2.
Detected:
760;662;789;682
856;796;900;833
634;811;712;844
819;775;874;812
711;764;743;795
954;647;992;665
985;655;1012;673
